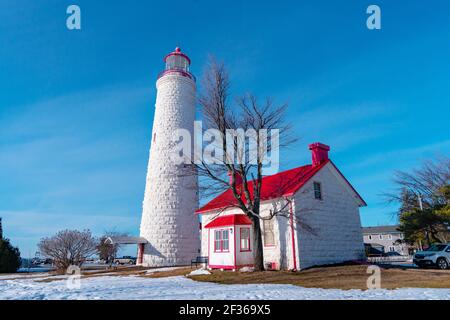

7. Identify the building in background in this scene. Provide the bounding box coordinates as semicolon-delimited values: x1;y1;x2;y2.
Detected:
362;225;410;256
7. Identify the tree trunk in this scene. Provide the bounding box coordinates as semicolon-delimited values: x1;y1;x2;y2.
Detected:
251;217;265;271
425;230;431;246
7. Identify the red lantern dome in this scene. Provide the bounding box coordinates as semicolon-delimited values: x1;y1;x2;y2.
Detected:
158;47;195;81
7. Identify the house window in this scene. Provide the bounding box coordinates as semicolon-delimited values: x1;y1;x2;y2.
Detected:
389;246;395;252
222;229;229;251
379;234;383;240
313;182;322;200
214;229;229;252
368;235;372;240
263;219;275;247
240;228;250;251
388;234;392;240
214;230;221;252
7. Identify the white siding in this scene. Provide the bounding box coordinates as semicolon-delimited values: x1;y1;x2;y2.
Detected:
294;163;365;269
201;202;291;270
207;227;235;268
235;226;254;266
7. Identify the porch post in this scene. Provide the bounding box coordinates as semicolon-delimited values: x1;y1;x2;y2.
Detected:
137;243;144;265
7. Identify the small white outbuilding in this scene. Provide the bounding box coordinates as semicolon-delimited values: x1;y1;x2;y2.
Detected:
196;143;367;271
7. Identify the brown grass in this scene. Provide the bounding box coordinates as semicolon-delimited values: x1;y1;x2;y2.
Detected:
9;264;450;290
143;267;193;278
188;265;450;290
35;265;191;283
35;266;150;283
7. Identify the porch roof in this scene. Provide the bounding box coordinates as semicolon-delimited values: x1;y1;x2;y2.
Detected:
204;214;252;229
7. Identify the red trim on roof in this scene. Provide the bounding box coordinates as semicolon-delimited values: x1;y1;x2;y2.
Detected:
196;161;328;214
204;214;252;229
196;160;366;214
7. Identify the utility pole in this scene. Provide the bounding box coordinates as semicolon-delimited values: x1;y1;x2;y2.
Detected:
417;193;430;247
418;194;424;210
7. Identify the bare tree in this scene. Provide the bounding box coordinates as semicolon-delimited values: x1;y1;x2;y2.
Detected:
38;229;97;272
384;157;450;247
385;157;449;212
186;59;298;271
97;231;128;266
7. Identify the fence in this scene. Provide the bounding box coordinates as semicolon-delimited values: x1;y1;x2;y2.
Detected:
367;255;413;264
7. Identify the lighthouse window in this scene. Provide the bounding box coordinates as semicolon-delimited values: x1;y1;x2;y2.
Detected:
167;55;188;71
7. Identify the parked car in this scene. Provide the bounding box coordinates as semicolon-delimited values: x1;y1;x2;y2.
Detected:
364;243;384;257
413;243;450;270
113;256;136;265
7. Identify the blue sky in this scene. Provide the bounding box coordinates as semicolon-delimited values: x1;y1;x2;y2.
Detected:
0;0;449;257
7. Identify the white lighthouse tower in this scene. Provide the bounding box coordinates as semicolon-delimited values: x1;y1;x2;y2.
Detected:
139;47;199;267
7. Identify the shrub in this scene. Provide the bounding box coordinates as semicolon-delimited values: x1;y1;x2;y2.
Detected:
0;238;21;273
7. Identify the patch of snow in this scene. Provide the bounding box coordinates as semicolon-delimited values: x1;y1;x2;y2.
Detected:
0;275;449;300
188;269;211;276
240;267;255;272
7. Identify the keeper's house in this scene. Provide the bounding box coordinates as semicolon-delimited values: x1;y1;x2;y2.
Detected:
196;143;367;271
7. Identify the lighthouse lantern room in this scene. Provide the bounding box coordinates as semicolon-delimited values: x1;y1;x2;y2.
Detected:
159;47;195;80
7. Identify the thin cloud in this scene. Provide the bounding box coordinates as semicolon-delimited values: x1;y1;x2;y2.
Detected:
348;139;450;170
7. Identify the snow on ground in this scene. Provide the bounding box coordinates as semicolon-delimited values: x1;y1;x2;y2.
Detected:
240;266;255;272
188;269;211;276
0;274;449;300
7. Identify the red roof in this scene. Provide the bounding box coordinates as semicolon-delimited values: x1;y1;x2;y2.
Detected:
197;160;367;214
196;161;330;214
204;214;252;228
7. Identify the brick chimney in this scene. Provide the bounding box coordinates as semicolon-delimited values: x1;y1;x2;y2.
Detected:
309;143;330;167
228;170;243;185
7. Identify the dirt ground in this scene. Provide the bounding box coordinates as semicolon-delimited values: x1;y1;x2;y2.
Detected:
9;264;450;290
189;265;450;290
134;264;450;290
